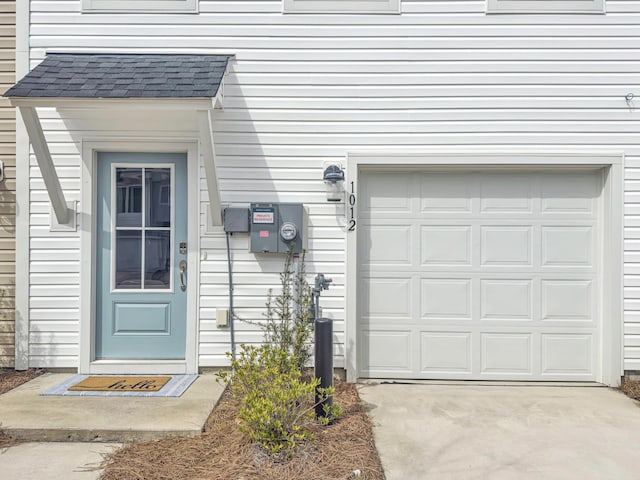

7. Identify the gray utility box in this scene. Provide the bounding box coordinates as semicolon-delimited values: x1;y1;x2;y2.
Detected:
249;203;304;254
223;207;250;233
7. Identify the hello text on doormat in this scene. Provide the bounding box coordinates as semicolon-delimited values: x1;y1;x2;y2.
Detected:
68;376;172;392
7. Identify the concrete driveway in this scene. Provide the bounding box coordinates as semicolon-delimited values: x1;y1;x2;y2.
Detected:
358;383;640;480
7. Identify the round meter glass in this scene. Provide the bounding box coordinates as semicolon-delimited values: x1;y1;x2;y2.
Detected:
280;222;298;242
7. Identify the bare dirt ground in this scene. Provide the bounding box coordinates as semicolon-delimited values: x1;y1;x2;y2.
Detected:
99;381;385;480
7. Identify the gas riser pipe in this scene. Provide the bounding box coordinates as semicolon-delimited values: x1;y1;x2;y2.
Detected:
314;317;333;418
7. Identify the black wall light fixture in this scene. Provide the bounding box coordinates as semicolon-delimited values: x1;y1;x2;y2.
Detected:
322;164;345;202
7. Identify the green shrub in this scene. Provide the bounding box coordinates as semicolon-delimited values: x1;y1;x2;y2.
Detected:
217;344;341;457
263;248;314;372
217;249;342;457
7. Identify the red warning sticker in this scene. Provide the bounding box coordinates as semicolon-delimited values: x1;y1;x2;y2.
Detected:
259;230;269;238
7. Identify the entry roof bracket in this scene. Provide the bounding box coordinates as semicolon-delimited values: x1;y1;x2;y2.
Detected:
198;104;222;227
19;106;71;226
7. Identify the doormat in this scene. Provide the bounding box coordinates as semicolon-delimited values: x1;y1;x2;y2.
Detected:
40;374;198;397
69;376;172;392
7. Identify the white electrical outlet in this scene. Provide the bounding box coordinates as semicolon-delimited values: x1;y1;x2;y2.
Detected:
216;308;229;328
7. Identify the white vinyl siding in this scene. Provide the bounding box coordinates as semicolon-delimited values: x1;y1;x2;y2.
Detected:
0;0;14;368
22;0;640;375
487;0;605;14
623;155;640;371
283;0;400;14
81;0;197;14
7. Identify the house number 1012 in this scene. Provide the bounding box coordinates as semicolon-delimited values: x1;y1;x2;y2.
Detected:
348;181;356;231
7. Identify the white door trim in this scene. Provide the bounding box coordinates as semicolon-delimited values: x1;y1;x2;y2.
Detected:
345;151;623;386
80;139;200;374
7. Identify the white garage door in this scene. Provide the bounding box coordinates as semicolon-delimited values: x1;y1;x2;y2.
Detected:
359;169;603;381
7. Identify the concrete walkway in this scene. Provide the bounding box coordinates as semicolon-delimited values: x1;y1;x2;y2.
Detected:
0;372;225;479
0;372;225;442
359;383;640;480
0;442;119;480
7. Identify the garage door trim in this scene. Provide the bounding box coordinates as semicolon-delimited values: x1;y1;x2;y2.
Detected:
344;152;623;386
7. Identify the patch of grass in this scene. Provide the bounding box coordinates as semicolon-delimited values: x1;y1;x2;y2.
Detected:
620;379;640;401
99;381;385;480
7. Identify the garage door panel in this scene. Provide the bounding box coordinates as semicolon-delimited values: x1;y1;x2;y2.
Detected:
541;226;594;267
361;330;412;373
360;225;412;265
421;226;472;265
541;280;594;321
420;173;472;213
540;334;594;376
481;333;533;374
541;172;600;214
481;279;532;320
361;173;413;214
359;169;602;382
481;226;532;266
480;175;534;213
361;277;412;317
421;278;472;320
421;332;472;374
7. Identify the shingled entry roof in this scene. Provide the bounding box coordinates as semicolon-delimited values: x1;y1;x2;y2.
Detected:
5;53;234;99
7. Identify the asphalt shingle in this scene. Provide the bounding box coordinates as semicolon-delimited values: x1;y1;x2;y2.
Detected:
5;53;234;99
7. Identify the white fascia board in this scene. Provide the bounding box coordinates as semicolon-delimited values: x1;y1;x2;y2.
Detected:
19;106;70;225
213;83;224;110
8;97;214;110
197;108;223;226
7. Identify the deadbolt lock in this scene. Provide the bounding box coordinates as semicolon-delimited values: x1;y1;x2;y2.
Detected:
179;241;187;255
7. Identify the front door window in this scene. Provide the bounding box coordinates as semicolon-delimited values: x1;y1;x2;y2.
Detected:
114;167;172;290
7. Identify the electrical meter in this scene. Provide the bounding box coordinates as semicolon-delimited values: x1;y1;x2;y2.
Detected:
280;222;298;242
249;203;304;254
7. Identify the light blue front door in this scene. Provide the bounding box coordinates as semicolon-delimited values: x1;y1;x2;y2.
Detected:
96;152;188;360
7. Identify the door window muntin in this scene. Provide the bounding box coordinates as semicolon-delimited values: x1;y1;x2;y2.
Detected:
111;163;175;293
